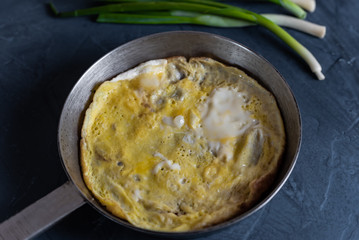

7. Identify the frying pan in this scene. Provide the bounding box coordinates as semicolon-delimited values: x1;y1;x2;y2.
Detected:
0;31;301;239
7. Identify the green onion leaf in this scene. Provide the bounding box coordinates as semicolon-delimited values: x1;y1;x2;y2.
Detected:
267;0;307;19
53;1;325;79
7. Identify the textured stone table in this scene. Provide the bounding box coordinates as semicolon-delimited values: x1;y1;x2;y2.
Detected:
1;0;358;239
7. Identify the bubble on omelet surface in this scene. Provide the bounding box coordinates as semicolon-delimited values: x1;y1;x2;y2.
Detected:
80;57;285;231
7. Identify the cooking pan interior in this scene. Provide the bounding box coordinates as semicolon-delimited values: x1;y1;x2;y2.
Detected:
58;31;301;236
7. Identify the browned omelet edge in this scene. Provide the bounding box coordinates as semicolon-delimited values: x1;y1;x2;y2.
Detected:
79;56;286;229
81;139;128;220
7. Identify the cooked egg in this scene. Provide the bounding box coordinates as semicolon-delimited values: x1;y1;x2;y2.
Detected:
80;57;285;231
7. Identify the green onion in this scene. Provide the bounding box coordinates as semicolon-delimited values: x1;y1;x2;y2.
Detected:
49;2;59;16
252;12;324;80
97;12;254;27
57;2;223;17
97;0;307;19
108;10;324;38
97;0;223;8
97;13;193;25
50;1;325;79
291;0;315;12
169;10;324;38
262;14;325;38
266;0;307;19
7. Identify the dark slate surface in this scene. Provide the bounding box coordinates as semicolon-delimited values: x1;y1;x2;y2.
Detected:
1;0;359;239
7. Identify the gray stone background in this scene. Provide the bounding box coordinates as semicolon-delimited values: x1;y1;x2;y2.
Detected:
1;0;358;239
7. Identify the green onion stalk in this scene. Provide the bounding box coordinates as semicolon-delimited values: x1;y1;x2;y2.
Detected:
97;12;253;27
261;14;325;38
291;0;315;12
264;0;307;18
51;1;325;79
134;10;325;38
98;0;307;19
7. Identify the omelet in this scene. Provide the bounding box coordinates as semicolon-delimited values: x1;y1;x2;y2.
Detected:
80;57;285;231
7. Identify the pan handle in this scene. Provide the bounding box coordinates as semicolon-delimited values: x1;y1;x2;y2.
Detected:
0;181;85;240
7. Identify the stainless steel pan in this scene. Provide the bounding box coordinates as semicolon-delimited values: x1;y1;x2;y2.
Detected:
0;31;301;239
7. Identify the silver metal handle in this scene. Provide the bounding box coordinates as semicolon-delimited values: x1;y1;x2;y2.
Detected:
0;181;85;240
